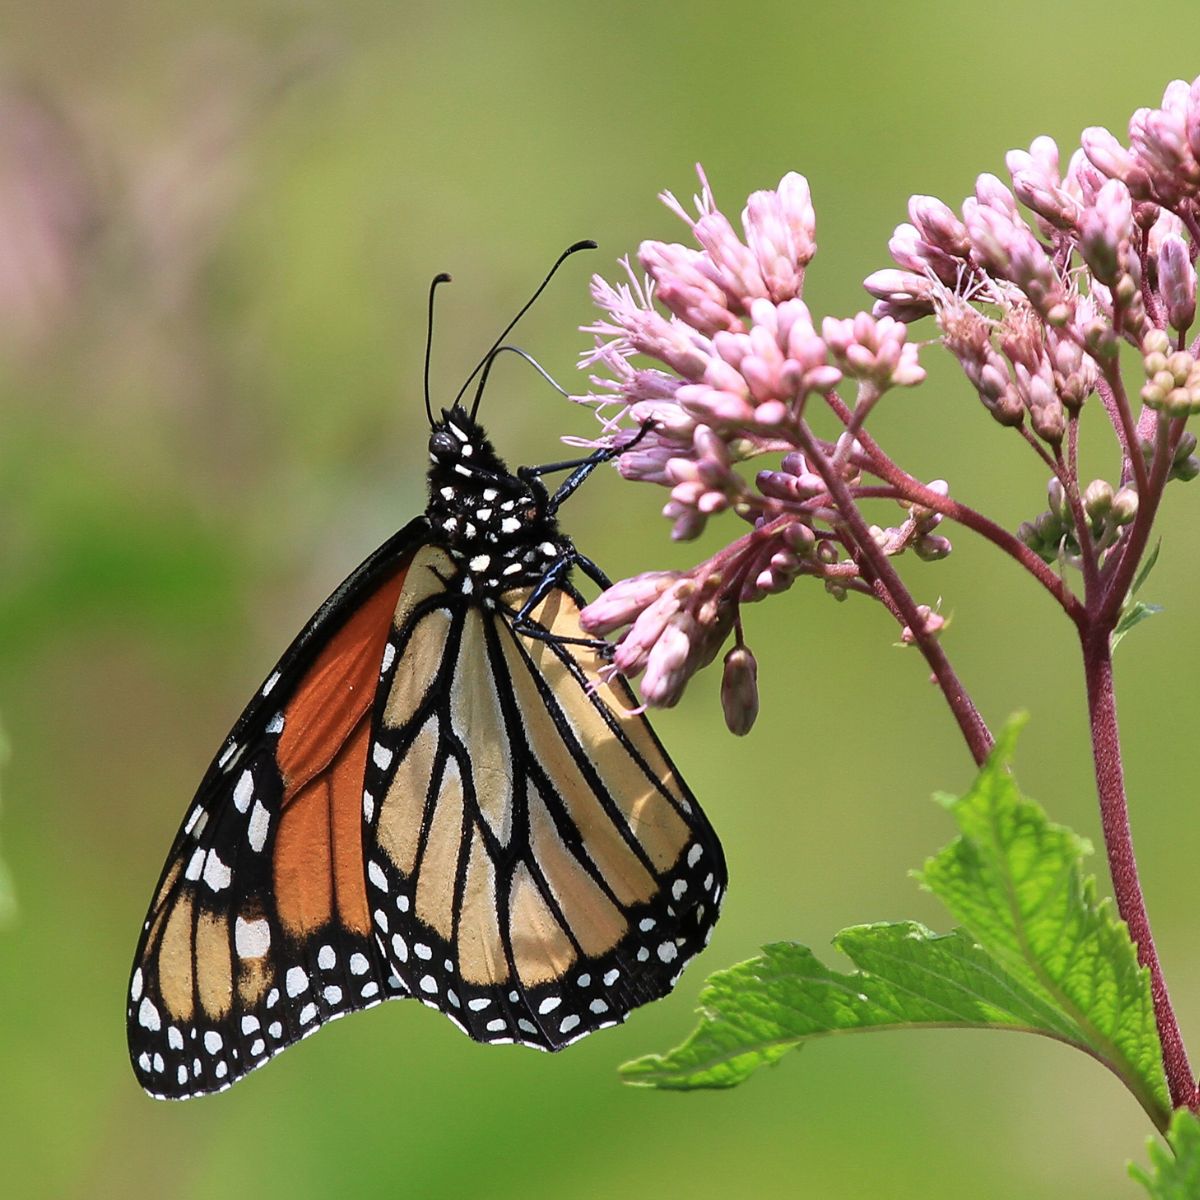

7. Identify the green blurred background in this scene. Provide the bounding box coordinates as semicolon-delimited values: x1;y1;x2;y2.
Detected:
4;3;1200;1196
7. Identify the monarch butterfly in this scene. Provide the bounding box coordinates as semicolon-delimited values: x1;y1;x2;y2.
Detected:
126;244;726;1099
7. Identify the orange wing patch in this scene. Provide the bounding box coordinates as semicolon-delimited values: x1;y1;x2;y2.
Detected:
276;564;410;794
270;564;410;940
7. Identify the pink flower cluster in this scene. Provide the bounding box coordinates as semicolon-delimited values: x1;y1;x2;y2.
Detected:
868;77;1200;440
573;169;933;733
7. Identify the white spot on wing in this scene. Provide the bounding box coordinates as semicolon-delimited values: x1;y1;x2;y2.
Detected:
247;799;270;853
373;743;394;770
184;847;205;881
285;967;309;997
234;916;271;960
262;671;281;696
137;997;161;1031
202;850;232;892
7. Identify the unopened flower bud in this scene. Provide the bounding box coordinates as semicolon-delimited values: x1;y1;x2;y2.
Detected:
1083;478;1114;520
1030;396;1066;444
720;644;759;736
1168;350;1194;384
1159;235;1197;332
781;521;817;555
1035;510;1065;543
915;534;953;561
1047;477;1068;518
1172;454;1200;481
1143;328;1172;357
1111;486;1139;524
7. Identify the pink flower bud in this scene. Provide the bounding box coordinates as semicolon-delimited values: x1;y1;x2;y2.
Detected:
862;268;934;306
1082;126;1136;182
640;240;740;336
611;582;692;674
580;572;682;635
1158;234;1196;332
677;384;757;429
1007;137;1074;232
720;644;759;735
908;195;970;256
1077;179;1133;285
1064;148;1106;210
639;612;697;706
1188;77;1200;165
887;222;960;285
692;209;768;308
741;172;816;302
974;173;1018;216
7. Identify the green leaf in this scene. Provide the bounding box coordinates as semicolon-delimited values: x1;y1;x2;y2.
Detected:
621;922;1084;1090
624;719;1170;1129
1112;600;1162;652
1113;541;1163;652
919;719;1167;1124
1132;540;1162;596
1130;1109;1200;1198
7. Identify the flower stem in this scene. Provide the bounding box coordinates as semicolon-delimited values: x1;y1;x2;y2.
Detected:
795;419;994;766
822;392;1084;620
1080;626;1195;1110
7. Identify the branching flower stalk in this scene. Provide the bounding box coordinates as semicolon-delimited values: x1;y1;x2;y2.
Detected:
570;77;1200;1113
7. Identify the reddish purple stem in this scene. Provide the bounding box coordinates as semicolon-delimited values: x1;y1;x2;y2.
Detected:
1081;628;1195;1110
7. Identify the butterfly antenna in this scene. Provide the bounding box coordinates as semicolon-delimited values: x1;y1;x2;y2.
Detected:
453;239;596;412
424;272;453;426
469;345;569;419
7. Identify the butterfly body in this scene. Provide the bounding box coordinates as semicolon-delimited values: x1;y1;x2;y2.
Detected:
128;405;725;1100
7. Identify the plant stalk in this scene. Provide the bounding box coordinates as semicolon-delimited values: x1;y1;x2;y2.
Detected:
795;420;994;767
1080;626;1195;1109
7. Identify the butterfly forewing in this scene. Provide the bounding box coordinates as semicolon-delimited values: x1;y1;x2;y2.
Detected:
127;529;423;1098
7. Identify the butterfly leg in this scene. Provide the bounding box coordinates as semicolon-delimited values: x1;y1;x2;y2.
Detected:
522;424;654;517
509;550;615;656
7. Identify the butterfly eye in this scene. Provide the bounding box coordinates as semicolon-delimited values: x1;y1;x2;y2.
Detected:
429;429;459;458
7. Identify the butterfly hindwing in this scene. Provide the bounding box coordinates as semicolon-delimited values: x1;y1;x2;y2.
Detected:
127;524;425;1098
361;545;726;1049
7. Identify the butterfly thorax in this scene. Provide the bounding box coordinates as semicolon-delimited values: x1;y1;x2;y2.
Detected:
425;407;571;600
